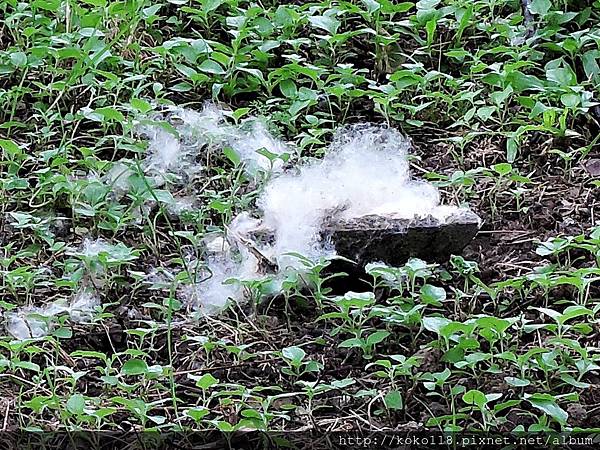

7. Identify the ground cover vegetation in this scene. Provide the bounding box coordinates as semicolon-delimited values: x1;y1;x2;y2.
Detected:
1;0;600;443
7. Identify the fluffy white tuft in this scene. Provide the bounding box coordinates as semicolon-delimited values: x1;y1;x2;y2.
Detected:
4;290;100;340
91;105;473;315
258;124;446;269
69;291;101;322
138;103;290;185
183;123;469;313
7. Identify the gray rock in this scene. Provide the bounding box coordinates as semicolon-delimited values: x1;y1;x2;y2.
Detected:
322;209;481;267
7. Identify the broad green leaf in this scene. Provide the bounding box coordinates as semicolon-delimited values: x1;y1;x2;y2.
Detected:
546;67;577;86
558;306;593;325
527;394;568;425
130;98;152;113
454;6;473;42
560;93;580;108
223;146;241;166
121;359;148;376
366;330;390;346
506;137;519;162
186;407;209;421
582;51;600;81
95;107;125;122
494;400;522;413
339;337;363;348
215;420;234;432
199;59;225;75
475;316;512;334
282;346;306;366
476;106;495;121
528;0;551;15
420;284;446;305
425;19;437;46
0;139;22;156
423;316;452;334
196;373;219;389
533;307;561;322
12;361;40;372
10;51;27;67
506;71;545;92
384;390;403;410
279;79;297;98
443;346;465;363
201;0;223;12
504;376;531;387
463;389;487;409
492;163;512;176
560;374;590;389
308;16;340;35
362;0;381;13
66;394;85;415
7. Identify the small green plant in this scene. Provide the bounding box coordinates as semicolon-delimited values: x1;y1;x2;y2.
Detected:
280;346;322;378
0;0;598;436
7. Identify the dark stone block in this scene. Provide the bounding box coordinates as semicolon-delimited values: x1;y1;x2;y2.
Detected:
322;209;481;267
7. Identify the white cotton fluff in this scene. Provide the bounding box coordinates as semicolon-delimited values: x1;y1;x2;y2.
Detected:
180;259;240;315
98;103;290;226
177;103;230;142
143;125;183;173
180;252;261;315
76;238;111;287
185;123;469;313
4;291;100;340
68;291;101;322
136;106;217;186
80;237;111;257
138;103;290;184
204;235;230;254
72;238;137;288
229;121;289;173
180;213;264;314
5;310;53;340
110;103;472;314
257;124;444;270
176;103;289;173
104;161;135;197
166;195;196;216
